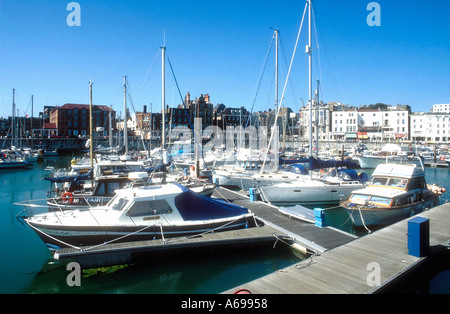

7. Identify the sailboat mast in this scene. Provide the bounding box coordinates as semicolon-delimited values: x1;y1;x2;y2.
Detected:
89;81;94;176
308;0;313;158
31;95;34;148
161;45;166;149
12;89;15;148
109;105;113;149
123;76;128;155
275;29;279;112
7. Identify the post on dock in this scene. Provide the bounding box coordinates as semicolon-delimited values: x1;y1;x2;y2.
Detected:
407;216;430;257
314;208;327;228
249;188;257;202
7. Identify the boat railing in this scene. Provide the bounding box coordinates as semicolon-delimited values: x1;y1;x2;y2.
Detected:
46;195;112;207
15;197;103;226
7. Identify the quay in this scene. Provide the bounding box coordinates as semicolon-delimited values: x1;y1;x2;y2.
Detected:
223;201;450;294
53;186;358;268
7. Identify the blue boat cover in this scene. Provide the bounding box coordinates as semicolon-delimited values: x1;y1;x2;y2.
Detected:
309;156;358;170
173;183;249;221
287;164;308;175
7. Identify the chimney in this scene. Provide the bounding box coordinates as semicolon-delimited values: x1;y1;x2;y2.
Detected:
185;92;190;104
204;94;210;103
143;105;147;113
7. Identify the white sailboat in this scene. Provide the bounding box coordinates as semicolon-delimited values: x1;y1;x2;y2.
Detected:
259;0;367;205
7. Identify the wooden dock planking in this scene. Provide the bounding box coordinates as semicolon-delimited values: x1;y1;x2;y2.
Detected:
212;187;357;253
223;202;450;294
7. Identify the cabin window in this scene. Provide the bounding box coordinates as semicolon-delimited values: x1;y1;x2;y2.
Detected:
97;183;105;195
388;178;407;188
109;196;129;211
370;177;388;185
107;182;122;195
407;178;421;190
370;196;391;206
126;199;173;217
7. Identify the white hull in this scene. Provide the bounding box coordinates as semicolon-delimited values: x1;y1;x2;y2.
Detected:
212;170;305;190
346;197;439;227
260;180;364;205
357;155;422;169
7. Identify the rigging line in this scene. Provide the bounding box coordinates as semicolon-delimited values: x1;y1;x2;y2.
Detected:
135;49;161;103
261;0;308;173
166;53;211;175
279;35;299;109
237;32;275;144
248;32;276;114
125;80;148;152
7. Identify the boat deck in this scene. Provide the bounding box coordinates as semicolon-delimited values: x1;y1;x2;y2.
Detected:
223;201;450;294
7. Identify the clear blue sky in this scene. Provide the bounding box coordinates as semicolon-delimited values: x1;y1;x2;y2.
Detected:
1;0;449;118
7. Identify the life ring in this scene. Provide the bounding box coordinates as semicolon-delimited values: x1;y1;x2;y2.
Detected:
62;192;73;204
190;165;195;171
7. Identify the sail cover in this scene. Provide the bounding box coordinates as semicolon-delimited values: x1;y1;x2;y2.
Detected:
173;183;249;221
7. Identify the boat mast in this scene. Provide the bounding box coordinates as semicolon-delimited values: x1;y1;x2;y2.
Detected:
123;76;128;155
315;79;319;158
109;105;113;149
308;0;313;158
161;45;166;150
12;89;15;148
31;95;34;149
275;29;279;112
89;81;94;184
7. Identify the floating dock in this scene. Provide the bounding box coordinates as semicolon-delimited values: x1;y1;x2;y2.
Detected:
53;222;280;269
211;187;357;253
223;201;450;294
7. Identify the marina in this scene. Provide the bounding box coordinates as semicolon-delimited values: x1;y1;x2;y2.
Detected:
1;0;450;296
2;155;448;294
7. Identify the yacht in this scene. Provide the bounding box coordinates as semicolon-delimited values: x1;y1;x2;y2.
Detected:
17;183;256;251
340;163;444;228
356;144;422;169
259;168;368;205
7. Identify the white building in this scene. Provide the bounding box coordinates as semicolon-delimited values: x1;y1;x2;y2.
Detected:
299;102;333;142
432;103;450;113
410;112;450;142
332;109;358;141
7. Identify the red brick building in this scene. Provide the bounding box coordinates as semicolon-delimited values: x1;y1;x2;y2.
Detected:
50;104;116;137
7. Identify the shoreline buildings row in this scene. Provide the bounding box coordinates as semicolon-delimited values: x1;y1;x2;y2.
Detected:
1;93;449;144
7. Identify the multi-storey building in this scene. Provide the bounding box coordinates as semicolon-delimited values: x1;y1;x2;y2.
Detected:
410;112;450;142
432;103;450;113
299;101;333;142
49;103;116;138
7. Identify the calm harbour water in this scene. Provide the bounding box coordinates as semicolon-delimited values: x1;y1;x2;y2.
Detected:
0;156;448;294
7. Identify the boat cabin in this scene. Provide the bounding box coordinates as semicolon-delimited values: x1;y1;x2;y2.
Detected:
347;163;429;208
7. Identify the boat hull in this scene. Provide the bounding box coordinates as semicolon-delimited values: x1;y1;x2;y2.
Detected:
260;182;364;205
344;196;439;228
26;216;258;250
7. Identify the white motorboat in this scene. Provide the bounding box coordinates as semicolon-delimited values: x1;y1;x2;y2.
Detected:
356;144;423;169
17;183;256;251
340;163;444;228
259;168;368;205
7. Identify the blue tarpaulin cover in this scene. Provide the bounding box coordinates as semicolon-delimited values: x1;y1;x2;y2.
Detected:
173;183;249;221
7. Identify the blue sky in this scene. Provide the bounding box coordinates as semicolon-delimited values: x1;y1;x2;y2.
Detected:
1;0;449;118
